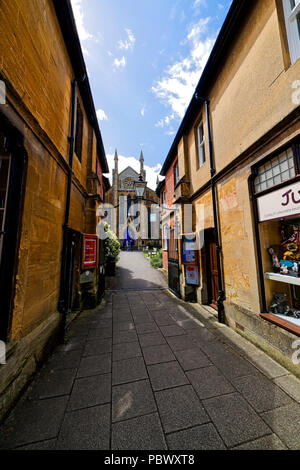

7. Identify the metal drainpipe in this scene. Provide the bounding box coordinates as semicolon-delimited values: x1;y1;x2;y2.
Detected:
58;76;85;330
195;94;225;323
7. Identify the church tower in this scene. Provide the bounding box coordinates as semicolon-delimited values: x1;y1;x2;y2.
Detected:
140;150;146;181
113;149;119;208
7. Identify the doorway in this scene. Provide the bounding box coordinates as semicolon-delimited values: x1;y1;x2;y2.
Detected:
0;124;26;341
205;228;219;310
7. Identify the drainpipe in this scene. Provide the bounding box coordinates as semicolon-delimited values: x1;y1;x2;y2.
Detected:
58;76;85;329
195;93;225;323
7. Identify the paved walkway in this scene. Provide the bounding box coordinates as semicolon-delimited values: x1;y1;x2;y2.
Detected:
1;254;300;450
106;252;168;290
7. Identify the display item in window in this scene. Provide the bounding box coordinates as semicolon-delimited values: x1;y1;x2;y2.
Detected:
268;292;300;319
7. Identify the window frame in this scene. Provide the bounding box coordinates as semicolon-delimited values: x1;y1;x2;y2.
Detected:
75;99;83;162
282;0;300;64
173;161;179;187
163;223;169;251
196;121;206;169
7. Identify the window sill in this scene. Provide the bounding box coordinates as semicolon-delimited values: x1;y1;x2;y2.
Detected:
261;313;300;336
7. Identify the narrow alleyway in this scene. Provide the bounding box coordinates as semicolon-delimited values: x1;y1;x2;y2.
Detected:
1;252;300;450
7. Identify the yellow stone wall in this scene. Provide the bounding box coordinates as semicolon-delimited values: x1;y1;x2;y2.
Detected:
0;0;101;340
186;0;300;193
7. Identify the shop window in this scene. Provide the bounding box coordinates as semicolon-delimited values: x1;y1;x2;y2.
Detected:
254;146;296;193
254;142;300;333
282;0;300;64
75;99;83;162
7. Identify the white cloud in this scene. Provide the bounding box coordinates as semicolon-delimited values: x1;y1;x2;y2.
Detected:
96;109;108;121
152;17;215;125
118;29;136;51
113;56;126;69
106;153;162;190
193;0;207;8
70;0;93;41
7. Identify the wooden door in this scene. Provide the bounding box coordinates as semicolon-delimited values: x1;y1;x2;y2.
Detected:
206;229;219;310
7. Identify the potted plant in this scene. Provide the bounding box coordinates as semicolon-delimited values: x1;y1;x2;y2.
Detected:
104;223;121;276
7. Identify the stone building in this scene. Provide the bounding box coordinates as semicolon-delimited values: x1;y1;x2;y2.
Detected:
158;0;300;374
106;150;160;250
0;0;109;419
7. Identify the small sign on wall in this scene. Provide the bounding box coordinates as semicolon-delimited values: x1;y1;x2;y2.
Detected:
182;234;198;265
82;235;98;270
185;265;200;286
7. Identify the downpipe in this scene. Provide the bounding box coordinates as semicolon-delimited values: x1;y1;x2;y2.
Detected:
195;93;225;323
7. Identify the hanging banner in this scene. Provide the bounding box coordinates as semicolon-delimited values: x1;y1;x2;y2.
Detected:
257;181;300;222
82;235;98;269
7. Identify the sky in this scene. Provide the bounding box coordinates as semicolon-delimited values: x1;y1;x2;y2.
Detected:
70;0;233;189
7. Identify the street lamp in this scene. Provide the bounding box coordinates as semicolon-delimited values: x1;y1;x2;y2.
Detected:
134;174;146;199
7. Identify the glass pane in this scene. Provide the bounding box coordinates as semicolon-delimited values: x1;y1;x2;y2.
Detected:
281;170;290;181
272;165;280;176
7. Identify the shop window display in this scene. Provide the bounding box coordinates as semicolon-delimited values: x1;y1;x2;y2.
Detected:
260;217;300;326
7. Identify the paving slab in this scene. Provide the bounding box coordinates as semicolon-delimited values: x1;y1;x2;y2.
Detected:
187;366;234;400
112;380;157;422
155;385;209;434
142;344;176;365
167;335;198;352
113;330;138;345
203;392;271;448
232;373;293;413
135;322;159;334
56;404;110;450
67;373;111;411
159;325;187;337
147;361;189;391
0;396;68;449
27;367;77;400
138;331;167;348
77;353;111;378
87;327;112;340
233;434;287;450
166;423;226;450
113;341;142;362
46;349;82;370
83;338;112;357
111;413;167;450
112;357;148;385
113;321;135;332
174;347;212;371
261;403;300;450
274;374;300;403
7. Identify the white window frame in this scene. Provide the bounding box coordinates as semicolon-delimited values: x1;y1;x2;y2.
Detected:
282;0;300;64
163;223;169;251
174;162;179;186
197;122;205;168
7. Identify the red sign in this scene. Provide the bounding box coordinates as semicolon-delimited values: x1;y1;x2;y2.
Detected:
82;235;98;269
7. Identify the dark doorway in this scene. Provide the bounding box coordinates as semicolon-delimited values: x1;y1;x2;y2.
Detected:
168;220;181;298
59;228;81;315
0;121;27;341
205;228;219;310
98;237;105;302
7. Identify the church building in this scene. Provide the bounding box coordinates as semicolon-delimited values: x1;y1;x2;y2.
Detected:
105;150;160;250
